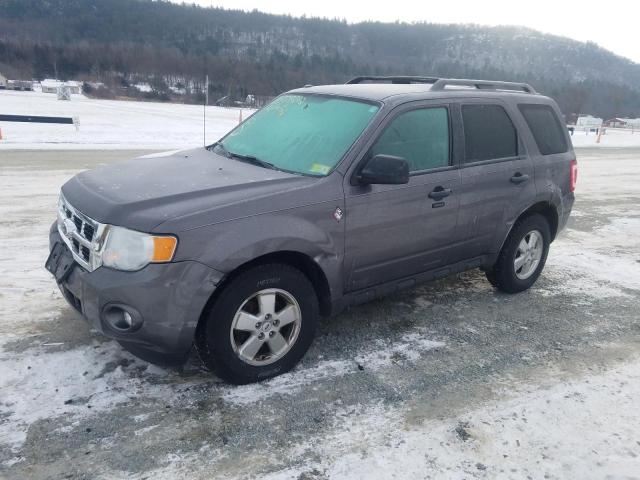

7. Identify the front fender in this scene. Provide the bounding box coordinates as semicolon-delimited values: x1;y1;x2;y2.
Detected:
174;202;345;300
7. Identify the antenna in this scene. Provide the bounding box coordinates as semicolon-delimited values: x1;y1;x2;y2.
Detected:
203;74;208;147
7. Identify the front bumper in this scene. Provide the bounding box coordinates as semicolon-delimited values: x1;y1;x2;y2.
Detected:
49;224;224;363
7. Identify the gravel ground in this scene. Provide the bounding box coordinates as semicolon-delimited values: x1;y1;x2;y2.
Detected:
1;148;639;479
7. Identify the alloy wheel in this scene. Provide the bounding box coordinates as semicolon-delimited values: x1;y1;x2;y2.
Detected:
514;229;544;280
229;288;302;366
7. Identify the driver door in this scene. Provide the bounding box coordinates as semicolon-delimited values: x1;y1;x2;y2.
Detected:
344;103;461;292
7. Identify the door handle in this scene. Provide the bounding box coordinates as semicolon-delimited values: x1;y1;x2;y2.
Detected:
510;173;530;184
428;186;452;200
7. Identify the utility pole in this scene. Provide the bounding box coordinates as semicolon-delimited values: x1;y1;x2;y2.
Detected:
203;74;208;146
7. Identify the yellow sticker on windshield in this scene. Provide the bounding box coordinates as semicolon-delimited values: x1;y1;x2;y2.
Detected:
310;163;331;175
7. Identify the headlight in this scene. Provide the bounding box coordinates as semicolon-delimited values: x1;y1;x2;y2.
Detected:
101;226;177;271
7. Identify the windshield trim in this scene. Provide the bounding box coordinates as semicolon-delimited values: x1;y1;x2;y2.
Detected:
208;93;383;177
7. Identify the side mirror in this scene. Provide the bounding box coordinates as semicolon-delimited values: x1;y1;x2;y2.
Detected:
358;154;410;185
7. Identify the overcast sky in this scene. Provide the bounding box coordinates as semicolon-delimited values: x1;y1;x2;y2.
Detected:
181;0;639;63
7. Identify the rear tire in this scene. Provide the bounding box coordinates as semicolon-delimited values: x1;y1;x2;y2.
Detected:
196;263;318;384
488;214;550;293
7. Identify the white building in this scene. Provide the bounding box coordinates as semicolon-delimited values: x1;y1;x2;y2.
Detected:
41;79;62;93
576;115;603;128
41;79;82;95
6;79;33;91
604;118;640;129
0;72;6;88
64;81;82;94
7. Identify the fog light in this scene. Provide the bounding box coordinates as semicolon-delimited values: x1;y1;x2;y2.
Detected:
102;304;142;332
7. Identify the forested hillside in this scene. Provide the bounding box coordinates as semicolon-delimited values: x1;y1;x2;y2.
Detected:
1;0;639;117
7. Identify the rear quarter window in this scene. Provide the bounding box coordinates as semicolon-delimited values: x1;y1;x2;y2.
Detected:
518;104;568;155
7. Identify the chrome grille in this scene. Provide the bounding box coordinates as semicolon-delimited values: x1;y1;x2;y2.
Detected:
83;223;95;242
57;194;106;271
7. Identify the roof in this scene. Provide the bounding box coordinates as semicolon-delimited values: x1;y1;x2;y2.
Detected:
289;83;548;108
289;77;543;104
41;79;81;88
41;79;63;88
610;117;640;123
578;115;602;120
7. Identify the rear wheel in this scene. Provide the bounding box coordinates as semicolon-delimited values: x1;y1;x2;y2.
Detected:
196;263;318;384
488;214;550;293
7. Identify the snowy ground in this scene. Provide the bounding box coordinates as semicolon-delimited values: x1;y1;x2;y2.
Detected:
1;146;640;479
0;90;250;150
569;128;640;148
3;89;640;150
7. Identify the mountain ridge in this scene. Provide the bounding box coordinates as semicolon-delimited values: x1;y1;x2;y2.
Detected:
0;0;638;118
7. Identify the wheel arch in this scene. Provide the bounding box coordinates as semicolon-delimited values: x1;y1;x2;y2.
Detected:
519;202;559;241
196;250;333;341
497;201;559;257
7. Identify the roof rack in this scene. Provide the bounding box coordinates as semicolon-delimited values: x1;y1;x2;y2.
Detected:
346;76;440;85
345;76;536;94
430;78;536;94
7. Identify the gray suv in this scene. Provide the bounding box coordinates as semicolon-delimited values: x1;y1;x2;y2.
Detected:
46;76;577;384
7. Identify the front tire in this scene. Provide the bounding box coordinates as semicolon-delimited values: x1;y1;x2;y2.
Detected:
196;263;319;384
488;214;551;293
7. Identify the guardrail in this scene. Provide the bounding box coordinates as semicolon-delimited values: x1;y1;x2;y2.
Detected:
0;114;76;124
0;114;80;139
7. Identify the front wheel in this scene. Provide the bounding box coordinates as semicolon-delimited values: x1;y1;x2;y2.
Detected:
196;263;318;384
488;214;551;293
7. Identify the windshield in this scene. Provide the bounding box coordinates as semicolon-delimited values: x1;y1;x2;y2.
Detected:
218;94;380;176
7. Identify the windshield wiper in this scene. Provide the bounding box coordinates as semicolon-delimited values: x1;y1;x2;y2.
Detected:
209;142;276;170
228;151;278;171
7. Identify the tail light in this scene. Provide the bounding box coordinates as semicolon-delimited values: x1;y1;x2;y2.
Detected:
569;159;578;192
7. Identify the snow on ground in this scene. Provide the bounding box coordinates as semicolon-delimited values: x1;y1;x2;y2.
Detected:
541;150;640;301
546;217;640;297
1;143;640;477
0;90;251;150
0;341;176;452
257;359;640;480
221;334;446;406
570;128;640;148
2;88;639;150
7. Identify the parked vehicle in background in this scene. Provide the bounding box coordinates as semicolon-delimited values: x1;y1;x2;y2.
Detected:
46;76;576;384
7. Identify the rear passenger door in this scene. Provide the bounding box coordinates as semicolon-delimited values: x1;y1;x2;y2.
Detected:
450;100;536;262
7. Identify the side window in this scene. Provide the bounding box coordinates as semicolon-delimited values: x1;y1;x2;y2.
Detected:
519;104;568;155
462;104;518;162
369;107;449;172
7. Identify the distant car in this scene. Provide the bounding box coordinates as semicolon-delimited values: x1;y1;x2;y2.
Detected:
46;76;576;384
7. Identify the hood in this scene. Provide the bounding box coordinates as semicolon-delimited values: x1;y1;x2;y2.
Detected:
61;148;316;232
